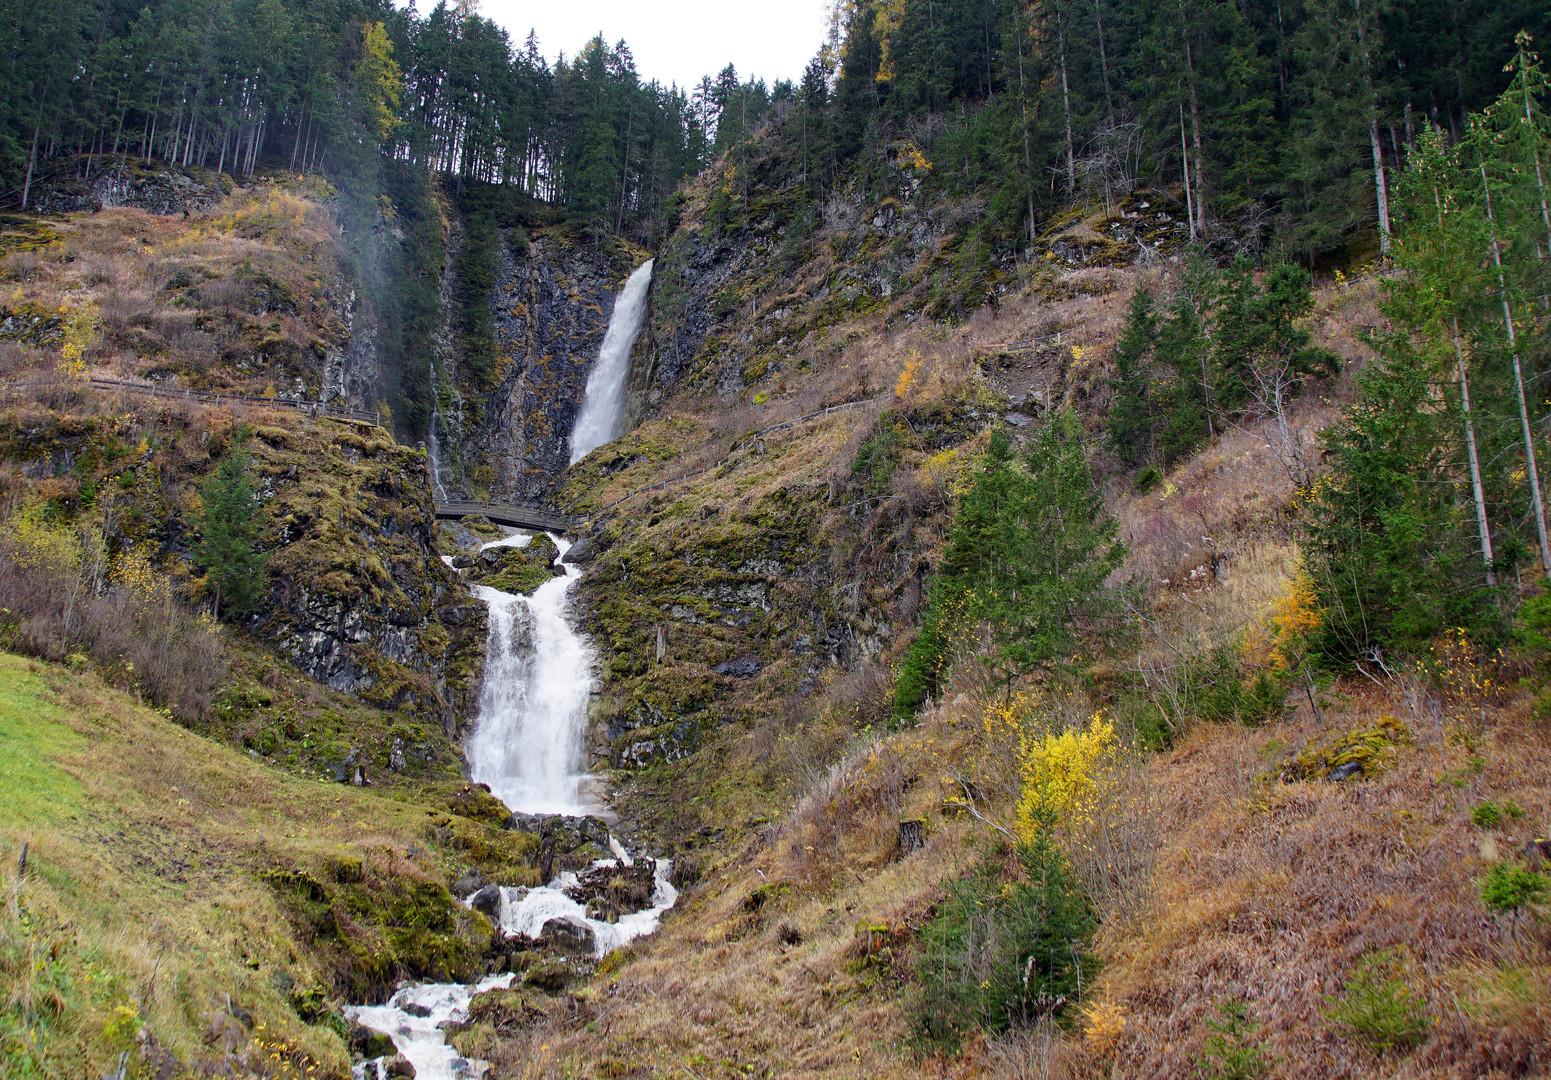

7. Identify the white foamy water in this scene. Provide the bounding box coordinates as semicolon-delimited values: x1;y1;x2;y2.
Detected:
464;535;592;815
344;974;513;1080
347;516;681;1078
493;857;679;958
569;260;653;465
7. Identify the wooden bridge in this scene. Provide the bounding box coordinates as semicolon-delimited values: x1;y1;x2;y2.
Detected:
433;500;575;534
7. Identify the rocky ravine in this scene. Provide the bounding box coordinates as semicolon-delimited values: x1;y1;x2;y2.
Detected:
439;231;647;508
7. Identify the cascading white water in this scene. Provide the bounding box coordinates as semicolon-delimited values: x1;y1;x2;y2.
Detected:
427;363;449;501
346;519;680;1076
464;534;592;814
344;975;512;1080
568;260;654;465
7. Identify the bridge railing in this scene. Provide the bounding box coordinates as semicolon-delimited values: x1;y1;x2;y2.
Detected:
434;501;575;533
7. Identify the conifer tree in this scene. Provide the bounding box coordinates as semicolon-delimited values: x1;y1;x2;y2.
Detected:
1107;283;1159;467
194;434;268;619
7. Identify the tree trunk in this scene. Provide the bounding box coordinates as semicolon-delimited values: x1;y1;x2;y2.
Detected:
1178;0;1206;237
1093;0;1115;127
21;119;41;212
1058;14;1075;198
1368;117;1392;254
1480;163;1551;577
1017;25;1036;242
1180;102;1195;239
1453;318;1495;585
1355;0;1391;253
290;101;307;172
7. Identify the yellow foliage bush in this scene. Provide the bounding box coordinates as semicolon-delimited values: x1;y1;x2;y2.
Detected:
1015;712;1115;841
1268;572;1322;672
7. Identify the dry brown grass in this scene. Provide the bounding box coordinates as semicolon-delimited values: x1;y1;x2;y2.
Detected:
0;184;349;394
522;256;1547;1080
1082;681;1550;1080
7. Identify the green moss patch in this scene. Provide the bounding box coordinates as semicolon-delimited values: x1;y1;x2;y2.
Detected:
1279;715;1412;782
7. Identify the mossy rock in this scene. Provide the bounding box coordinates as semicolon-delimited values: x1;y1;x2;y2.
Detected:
1280;715;1412;782
260;853;490;1002
444;782;515;826
442;818;541;887
472;534;560;595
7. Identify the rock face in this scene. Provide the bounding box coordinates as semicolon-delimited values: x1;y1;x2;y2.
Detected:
28;163;230;216
250;423;486;729
440;233;646;507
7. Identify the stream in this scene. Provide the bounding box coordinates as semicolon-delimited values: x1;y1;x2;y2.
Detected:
345;261;668;1079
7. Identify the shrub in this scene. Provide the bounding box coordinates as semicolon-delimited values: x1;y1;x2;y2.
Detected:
1199;998;1270;1080
1481;862;1549;925
1324;949;1429;1055
1471;802;1503;827
914;836;1097;1050
0;502;226;720
1133;464;1162;495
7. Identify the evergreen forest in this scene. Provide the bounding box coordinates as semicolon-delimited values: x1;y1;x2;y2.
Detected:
4;0;1550;261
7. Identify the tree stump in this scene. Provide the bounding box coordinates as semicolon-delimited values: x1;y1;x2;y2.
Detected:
898;819;926;857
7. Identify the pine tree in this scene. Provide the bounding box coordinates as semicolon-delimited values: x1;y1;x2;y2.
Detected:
896;415;1124;714
1107;283;1159;467
194;434;269;618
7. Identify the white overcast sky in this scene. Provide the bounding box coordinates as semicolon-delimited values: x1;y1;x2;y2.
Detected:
468;0;833;91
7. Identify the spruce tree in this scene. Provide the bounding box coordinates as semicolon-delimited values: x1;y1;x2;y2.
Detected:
1107;283;1159;467
194;434;269;618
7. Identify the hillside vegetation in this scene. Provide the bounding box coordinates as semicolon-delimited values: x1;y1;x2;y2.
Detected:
2;2;1550;1078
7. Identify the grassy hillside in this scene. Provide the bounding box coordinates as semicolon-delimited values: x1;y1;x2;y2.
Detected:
0;650;536;1078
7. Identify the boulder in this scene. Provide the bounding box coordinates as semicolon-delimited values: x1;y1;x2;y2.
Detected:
451;868;485;900
537;917;595;956
1328;760;1364;782
468;884;504;922
714;656;762;679
383;1058;417;1078
347;1022;395;1060
564;537;597;564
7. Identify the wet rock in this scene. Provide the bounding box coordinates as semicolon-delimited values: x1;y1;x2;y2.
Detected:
383;1058;417;1078
564;537;597;564
401;1002;433;1019
563;858;657;920
452;869;486;900
537;917;595;957
468;884;504;921
347;1022;395;1059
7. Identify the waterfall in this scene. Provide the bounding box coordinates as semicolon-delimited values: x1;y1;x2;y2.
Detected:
427;363;448;501
568;259;654;465
464;535;592;815
345;528;677;1077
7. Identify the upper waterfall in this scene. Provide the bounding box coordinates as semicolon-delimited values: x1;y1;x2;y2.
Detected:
568;259;654;465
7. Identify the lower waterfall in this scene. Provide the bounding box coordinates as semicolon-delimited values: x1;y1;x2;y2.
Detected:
345;529;676;1080
464;534;592;815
